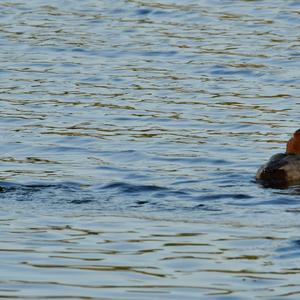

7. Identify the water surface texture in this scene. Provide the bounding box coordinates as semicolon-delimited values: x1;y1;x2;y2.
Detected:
0;0;300;299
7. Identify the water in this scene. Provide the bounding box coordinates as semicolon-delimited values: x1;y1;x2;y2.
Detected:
0;0;300;298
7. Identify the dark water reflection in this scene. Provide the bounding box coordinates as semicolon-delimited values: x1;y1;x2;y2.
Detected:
1;0;300;298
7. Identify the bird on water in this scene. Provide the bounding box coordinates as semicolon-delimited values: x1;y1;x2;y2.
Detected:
256;129;300;187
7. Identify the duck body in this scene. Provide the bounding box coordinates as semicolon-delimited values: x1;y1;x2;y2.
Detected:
256;153;300;187
256;129;300;187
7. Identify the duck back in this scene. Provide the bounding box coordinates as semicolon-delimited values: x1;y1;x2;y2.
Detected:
256;153;300;187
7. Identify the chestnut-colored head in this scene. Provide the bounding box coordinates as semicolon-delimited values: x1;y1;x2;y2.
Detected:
286;129;300;154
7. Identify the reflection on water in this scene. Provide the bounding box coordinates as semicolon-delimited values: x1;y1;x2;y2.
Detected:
1;212;300;299
0;0;300;298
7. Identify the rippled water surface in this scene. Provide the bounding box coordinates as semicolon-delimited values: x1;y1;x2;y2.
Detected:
1;0;300;298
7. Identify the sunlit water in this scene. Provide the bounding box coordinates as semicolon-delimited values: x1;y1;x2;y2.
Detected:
0;0;300;299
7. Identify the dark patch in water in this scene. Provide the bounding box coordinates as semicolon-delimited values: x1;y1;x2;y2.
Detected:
70;199;93;204
256;197;300;206
136;8;152;15
0;180;256;213
103;182;168;193
201;193;253;201
0;182;90;204
276;239;300;259
135;200;149;205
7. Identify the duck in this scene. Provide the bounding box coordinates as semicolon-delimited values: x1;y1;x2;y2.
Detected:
256;129;300;187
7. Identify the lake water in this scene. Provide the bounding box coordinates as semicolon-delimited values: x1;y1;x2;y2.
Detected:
0;0;300;299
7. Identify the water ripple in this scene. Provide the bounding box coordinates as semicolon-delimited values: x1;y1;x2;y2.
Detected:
1;0;300;298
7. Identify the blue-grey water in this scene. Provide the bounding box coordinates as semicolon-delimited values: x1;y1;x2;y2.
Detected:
0;0;300;299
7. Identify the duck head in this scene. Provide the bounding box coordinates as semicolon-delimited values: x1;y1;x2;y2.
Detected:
286;129;300;155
